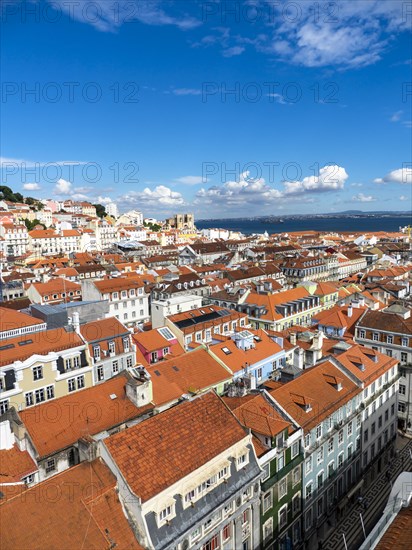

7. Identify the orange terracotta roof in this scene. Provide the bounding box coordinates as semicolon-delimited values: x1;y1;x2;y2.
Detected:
270;360;361;432
0;444;38;483
20;374;153;457
223;393;292;437
245;287;311;321
210;329;282;373
93;277;144;293
375;504;412;550
0;328;84;367
104;392;247;502
335;345;398;385
0;307;44;333
79;317;130;342
148;348;231;406
30;278;81;296
0;459;144;549
132;329;169;352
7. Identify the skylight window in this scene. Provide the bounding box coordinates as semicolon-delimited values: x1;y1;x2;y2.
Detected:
222;347;231;355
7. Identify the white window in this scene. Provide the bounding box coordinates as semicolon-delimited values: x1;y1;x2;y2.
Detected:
338;429;344;445
279;504;288;528
0;400;9;415
68;378;76;392
278;478;287;499
93;346;100;360
347;421;353;437
97;366;104;382
109;341;115;354
35;389;45;404
77;375;84;389
237;453;247;467
305;482;313;500
317;446;324;465
316;424;322;439
328;438;334;453
277;451;284;470
263;518;273;543
25;392;34;407
112;361;119;374
291;441;299;458
46;385;54;400
292;467;300;486
159;505;172;522
305;434;310;447
305;456;312;474
263;490;272;512
33;366;43;381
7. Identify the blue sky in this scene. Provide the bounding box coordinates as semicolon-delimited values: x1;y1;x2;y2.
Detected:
1;0;411;218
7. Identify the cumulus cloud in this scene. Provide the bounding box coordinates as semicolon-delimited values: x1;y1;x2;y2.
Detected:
283;165;349;195
54;178;73;195
119;185;185;211
23;183;41;191
352;193;377;202
374;167;412;184
194;165;345;212
390;110;403;122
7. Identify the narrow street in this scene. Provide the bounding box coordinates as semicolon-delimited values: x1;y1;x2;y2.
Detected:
321;437;412;550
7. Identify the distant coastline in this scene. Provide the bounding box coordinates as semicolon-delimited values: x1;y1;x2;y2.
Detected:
196;213;412;235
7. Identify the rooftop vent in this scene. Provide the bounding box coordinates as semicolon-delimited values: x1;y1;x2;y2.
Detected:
110;394;117;400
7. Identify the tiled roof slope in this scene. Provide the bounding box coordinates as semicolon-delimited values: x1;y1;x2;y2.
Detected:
269;360;361;432
104;391;248;502
20;374;153;457
0;328;84;367
0;459;143;550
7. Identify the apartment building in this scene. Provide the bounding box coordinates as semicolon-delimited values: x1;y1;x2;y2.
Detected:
270;360;363;548
79;317;136;384
356;306;411;434
0;327;90;414
3;369;153;483
333;346;399;478
0;222;29;256
101;391;263;550
245;287;322;332
26;279;82;305
209;329;286;385
165;305;249;350
81;277;150;327
224;391;304;549
151;294;203;328
280;257;330;283
28;228;81;256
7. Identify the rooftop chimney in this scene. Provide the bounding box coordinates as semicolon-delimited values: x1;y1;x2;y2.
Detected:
290;332;297;346
0;420;15;450
347;305;353;318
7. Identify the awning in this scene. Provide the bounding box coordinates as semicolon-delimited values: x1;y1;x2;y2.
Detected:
347;479;364;499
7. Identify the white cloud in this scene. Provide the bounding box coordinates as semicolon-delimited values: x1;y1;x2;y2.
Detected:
23;183;41;191
266;93;287;105
171;88;202;96
352;193;377;202
283;165;349;195
96;196;114;204
54;0;200;33
350;182;363;187
374;167;412;184
194;165;348;214
175;175;205;185
222;46;245;57
54;178;73;195
119;185;185;211
399;195;410;201
390;110;403;122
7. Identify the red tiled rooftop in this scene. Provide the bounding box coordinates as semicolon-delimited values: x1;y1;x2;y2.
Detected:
104;392;247;502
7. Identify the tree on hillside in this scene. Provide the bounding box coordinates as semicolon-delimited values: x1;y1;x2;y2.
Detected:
24;219;46;231
93;203;107;218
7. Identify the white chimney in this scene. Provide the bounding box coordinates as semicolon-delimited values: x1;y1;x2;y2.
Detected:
347;306;353;318
290;332;297;346
72;312;80;333
0;420;15;450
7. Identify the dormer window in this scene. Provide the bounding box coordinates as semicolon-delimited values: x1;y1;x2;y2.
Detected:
109;341;115;354
158;504;173;524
